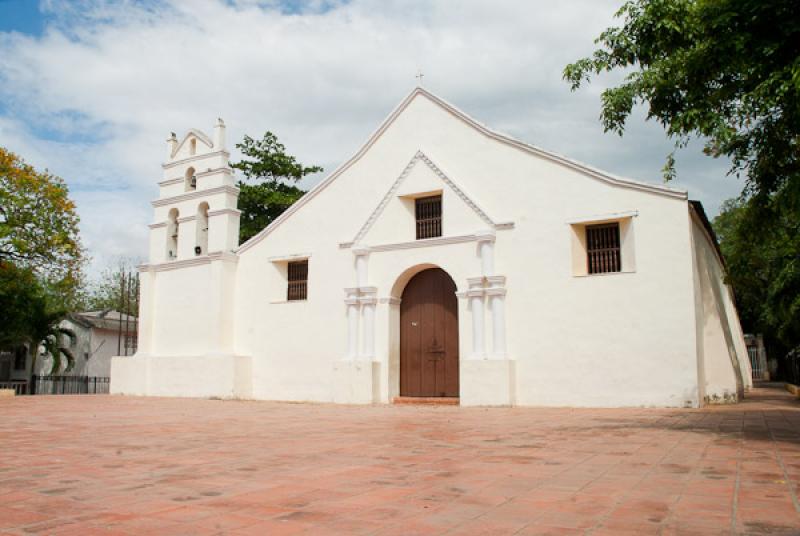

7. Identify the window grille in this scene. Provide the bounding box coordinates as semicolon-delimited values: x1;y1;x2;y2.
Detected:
586;223;621;274
287;260;308;301
415;195;442;239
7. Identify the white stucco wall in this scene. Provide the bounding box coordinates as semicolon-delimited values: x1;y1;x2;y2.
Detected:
113;88;748;408
689;213;750;403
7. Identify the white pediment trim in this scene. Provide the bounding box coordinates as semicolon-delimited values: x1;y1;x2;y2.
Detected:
171;128;214;159
237;86;687;255
349;151;496;246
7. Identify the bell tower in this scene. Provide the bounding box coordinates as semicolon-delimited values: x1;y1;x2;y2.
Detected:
148;118;240;263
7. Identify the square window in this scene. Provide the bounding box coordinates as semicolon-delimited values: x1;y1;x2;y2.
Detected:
586;223;622;274
415;195;442;239
287;260;308;301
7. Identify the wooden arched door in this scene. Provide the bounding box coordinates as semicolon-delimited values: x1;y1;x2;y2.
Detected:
400;268;459;397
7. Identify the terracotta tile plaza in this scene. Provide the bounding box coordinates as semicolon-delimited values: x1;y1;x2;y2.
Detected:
1;387;799;535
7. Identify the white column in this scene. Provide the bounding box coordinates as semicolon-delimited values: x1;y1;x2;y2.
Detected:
344;288;360;360
466;277;486;359
476;231;496;276
353;247;370;287
488;288;507;358
359;287;377;360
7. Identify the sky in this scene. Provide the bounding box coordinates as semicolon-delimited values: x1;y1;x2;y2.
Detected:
0;0;745;277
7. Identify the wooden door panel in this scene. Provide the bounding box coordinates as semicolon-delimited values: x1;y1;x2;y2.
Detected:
400;268;459;397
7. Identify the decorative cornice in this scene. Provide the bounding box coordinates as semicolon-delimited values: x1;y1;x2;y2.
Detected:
158;177;184;187
148;222;168;229
138;251;238;272
379;296;402;305
152;185;239;207
208;208;241;218
237;86;684;255
159;167;233;187
162;150;230;170
565;210;639;225
368;233;477;253
177;215;196;224
268;252;311;263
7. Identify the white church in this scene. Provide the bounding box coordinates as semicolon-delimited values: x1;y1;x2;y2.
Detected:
111;87;751;407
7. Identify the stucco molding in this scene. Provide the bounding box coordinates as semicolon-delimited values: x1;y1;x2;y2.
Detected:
565;210;639;225
349;151;498;247
237;86;685;255
152;185;240;207
268;252;312;263
379;296;402;305
367;233;478;253
158;177;184;187
177;215;196;224
162;150;231;170
148;222;168;229
208;208;242;218
138;251;238;272
170;128;214;159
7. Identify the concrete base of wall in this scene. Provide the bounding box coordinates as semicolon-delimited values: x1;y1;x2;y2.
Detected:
332;360;380;404
111;353;253;399
460;359;515;406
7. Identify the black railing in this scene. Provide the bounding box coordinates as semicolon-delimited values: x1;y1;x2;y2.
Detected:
0;380;29;395
31;375;110;395
787;352;800;386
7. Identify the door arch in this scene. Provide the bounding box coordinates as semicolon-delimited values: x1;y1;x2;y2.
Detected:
400;268;459;397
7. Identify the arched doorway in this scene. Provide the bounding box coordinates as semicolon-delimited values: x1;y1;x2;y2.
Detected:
400;268;459;398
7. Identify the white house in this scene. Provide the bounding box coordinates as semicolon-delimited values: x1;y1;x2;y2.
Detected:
39;310;138;378
111;87;751;407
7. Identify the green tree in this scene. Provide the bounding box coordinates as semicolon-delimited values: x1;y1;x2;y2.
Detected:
713;197;799;359
85;257;141;314
232;132;322;244
0;147;84;282
0;261;77;374
563;0;799;195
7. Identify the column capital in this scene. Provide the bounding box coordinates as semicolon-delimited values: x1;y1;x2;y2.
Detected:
485;287;506;297
486;275;506;288
352;246;371;257
475;229;496;243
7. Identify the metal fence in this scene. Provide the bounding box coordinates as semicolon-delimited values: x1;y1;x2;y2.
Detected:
30;375;110;395
787;351;800;386
0;380;30;395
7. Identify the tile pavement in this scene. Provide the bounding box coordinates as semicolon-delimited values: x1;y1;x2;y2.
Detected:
0;386;798;535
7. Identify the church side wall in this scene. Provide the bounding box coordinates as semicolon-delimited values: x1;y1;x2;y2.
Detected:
690;216;749;403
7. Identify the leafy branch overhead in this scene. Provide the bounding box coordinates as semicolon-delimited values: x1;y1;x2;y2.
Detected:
0;147;84;282
563;0;800;194
232;132;322;244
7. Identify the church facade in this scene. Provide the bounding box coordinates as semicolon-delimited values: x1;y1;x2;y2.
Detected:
111;88;751;407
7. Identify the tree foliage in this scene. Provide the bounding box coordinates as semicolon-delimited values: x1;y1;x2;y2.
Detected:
232;132;322;244
85;257;141;315
563;0;800;195
713;196;799;357
0;147;84;282
0;261;76;373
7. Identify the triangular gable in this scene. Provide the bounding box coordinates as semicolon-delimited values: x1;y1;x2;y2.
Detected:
171;128;214;159
237;87;687;254
351;151;495;246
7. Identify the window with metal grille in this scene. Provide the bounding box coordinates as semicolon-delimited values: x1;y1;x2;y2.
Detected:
586;223;621;274
415;195;442;239
287;260;308;301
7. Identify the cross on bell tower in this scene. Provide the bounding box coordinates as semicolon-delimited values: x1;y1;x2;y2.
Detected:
415;70;424;86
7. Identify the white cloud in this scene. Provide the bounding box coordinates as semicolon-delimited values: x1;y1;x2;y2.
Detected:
0;0;742;276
